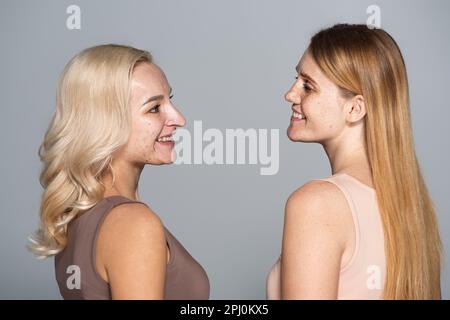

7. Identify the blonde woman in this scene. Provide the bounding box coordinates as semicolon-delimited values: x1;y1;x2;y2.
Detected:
267;24;441;299
28;44;210;299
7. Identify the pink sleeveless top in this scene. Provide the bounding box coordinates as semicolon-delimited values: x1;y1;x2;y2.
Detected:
266;173;386;299
55;195;210;299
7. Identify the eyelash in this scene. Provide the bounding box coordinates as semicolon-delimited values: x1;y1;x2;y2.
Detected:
295;76;312;92
149;105;160;113
148;94;174;113
303;83;312;92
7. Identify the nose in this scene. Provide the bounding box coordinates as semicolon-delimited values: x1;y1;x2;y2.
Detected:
166;104;186;127
284;87;297;104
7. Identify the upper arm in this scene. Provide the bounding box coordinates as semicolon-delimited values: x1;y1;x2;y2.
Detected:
96;203;167;300
281;180;350;299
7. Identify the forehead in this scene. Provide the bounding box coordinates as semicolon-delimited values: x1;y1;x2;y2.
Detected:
131;62;169;96
296;51;325;82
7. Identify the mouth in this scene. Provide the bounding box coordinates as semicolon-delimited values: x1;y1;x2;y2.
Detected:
156;132;175;146
291;110;306;122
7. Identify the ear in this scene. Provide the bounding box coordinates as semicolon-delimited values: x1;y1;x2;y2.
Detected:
345;95;366;123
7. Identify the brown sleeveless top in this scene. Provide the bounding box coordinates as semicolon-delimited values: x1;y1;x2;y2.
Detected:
54;195;210;299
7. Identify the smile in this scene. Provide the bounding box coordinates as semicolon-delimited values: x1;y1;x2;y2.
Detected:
291;111;306;121
157;133;174;144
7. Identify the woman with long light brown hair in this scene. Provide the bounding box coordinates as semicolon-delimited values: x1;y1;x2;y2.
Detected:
267;24;441;299
28;44;209;299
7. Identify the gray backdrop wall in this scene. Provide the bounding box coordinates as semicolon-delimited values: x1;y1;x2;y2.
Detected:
1;0;448;299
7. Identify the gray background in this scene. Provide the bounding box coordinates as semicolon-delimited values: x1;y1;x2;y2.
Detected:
1;0;448;299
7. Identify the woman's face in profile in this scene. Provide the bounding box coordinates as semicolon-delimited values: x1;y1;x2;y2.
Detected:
118;62;186;165
284;50;348;144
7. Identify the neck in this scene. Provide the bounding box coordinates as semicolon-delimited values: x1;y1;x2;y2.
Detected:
101;158;144;201
322;131;370;176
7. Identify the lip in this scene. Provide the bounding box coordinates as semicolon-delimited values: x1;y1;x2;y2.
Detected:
291;105;306;122
156;140;175;147
158;131;175;139
290;116;305;122
156;131;176;146
291;104;303;114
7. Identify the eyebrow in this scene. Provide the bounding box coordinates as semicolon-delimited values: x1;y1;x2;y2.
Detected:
142;87;173;106
295;66;318;86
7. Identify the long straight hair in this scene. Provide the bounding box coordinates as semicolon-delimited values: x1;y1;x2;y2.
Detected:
28;44;152;257
309;24;441;299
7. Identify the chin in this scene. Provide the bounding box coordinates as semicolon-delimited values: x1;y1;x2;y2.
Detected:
287;129;316;143
153;158;174;165
287;127;303;142
145;155;174;165
159;153;176;165
146;148;176;165
162;159;174;165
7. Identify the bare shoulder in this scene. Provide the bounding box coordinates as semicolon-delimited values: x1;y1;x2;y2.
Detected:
96;202;167;284
101;202;165;237
284;179;351;239
286;179;348;216
281;180;353;299
94;202;167;298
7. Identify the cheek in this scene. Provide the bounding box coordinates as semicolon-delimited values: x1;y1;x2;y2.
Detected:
128;119;161;158
307;97;342;132
145;119;160;140
318;106;335;129
141;121;160;148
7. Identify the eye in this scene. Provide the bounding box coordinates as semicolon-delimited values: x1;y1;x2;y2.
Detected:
148;105;160;113
303;82;313;92
169;94;174;99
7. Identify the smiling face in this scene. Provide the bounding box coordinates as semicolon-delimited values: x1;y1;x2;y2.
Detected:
117;62;186;165
285;50;351;144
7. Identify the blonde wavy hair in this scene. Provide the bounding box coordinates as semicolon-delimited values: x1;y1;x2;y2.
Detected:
309;24;442;299
28;44;152;257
